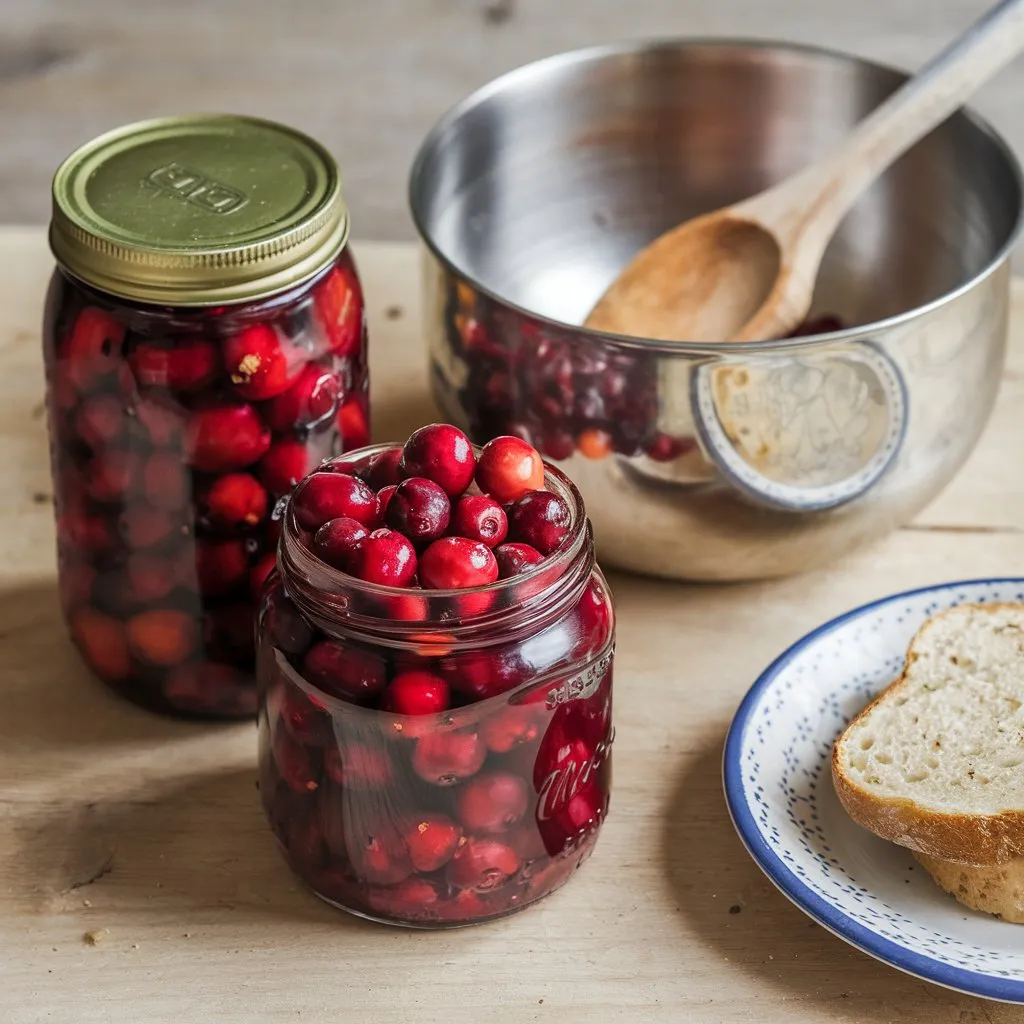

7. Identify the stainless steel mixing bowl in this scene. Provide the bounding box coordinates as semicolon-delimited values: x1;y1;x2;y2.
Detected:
409;40;1023;581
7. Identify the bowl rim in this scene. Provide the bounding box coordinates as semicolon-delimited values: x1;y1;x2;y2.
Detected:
408;36;1024;353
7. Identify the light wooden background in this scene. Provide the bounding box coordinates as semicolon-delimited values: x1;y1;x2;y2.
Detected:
2;0;1023;239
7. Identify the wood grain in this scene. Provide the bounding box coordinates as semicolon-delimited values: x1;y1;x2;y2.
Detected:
1;0;1023;250
2;228;1024;1022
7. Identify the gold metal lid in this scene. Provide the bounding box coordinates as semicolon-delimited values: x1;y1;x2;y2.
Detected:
49;114;349;306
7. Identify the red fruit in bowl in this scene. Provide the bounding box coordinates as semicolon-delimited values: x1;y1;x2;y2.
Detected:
382;670;450;716
291;472;378;531
142;450;188;510
455;771;528;834
249;552;277;598
494;542;544;579
375;484;398;524
507;491;571;554
399;424;475;497
302;639;388;702
261;362;340;432
419;537;498;590
447;837;520;891
195;538;250;597
223;322;308;400
75;394;124;449
403;814;463;872
259;437;315;497
386;477;451;546
324;742;393;788
411;730;485;785
198;473;267;531
313;263;363;357
350;529;418;587
186;401;271;472
311;516;368;570
63;306;126;389
475;436;545;503
336;395;370;451
452;495;507;548
128;336;219;393
361;447;403;489
480;704;542;754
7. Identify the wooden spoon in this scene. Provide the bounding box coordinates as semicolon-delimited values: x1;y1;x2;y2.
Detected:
585;0;1024;343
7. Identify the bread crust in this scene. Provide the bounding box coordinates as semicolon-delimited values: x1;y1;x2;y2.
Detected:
831;602;1024;867
914;852;1024;923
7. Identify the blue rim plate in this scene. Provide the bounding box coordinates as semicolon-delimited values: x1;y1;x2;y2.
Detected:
723;577;1024;1004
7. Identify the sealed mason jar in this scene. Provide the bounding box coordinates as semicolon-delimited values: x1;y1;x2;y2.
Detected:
44;115;368;718
256;443;614;927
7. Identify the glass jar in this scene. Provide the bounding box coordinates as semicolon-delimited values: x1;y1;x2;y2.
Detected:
44;115;368;718
256;445;615;927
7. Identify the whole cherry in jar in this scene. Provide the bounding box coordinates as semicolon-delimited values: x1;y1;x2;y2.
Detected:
257;426;615;927
44;114;369;717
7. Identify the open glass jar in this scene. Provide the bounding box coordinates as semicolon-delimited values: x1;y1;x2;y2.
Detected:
256;444;614;927
43;115;368;718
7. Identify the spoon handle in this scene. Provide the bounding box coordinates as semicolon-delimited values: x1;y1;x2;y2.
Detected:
748;0;1024;242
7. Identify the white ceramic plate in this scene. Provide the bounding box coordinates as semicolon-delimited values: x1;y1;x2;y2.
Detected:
723;578;1024;1003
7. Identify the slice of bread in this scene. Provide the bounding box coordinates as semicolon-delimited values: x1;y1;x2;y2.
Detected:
914;853;1024;923
832;602;1024;867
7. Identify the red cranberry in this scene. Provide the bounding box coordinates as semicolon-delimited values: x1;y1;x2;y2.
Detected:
277;684;330;746
382;670;450;716
75;394;124;449
350;529;418;587
223;323;307;400
403;814;463;872
125;609;197;666
336;396;370;450
399;424;475;497
85;450;138;503
311;516;368;570
302;640;387;702
375;484;398;524
354;834;411;886
452;495;507;548
198;473;267;531
313;263;363;357
126;552;176;602
475;436;545;503
71;608;131;681
195;538;250;597
250;553;277;598
507;491;571;554
63;306;126;389
539;430;575;462
324;742;393;788
447;837;520;891
572;576;613;656
273;730;319;793
60;508;118;556
134;396;185;448
386;477;451;546
434;887;491;923
261;362;340;432
128;336;218;393
186;401;271;472
441;647;531;702
419;537;498;589
265;594;314;656
455;771;528;834
576;428;613;460
362;447;403;489
480;704;542;753
142;451;188;510
291;472;378;531
368;878;441;919
645;432;688;462
494;542;545;578
259;437;315;497
118;505;177;549
412;730;485;785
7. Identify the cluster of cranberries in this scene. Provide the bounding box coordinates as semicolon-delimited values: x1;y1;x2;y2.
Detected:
258;425;615;926
435;275;843;463
45;251;369;717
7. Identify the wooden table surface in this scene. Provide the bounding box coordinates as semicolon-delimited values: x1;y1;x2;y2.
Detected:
2;227;1024;1023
